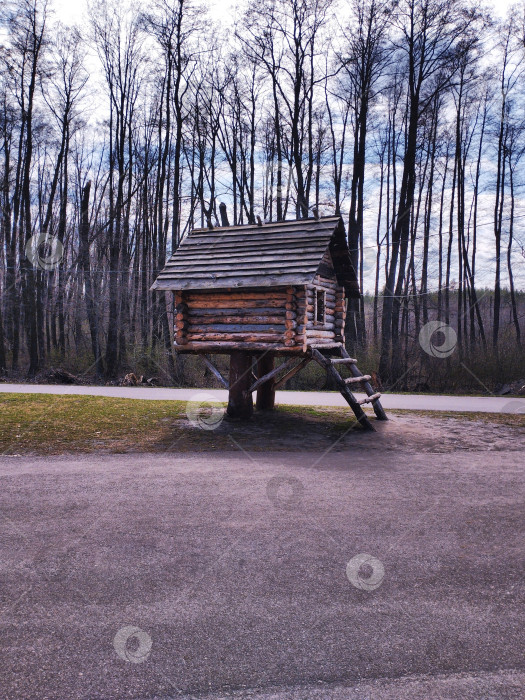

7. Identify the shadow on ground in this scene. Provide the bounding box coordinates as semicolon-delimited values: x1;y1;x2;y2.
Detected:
1;393;524;455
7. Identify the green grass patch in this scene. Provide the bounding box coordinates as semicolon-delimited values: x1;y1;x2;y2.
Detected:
0;393;523;456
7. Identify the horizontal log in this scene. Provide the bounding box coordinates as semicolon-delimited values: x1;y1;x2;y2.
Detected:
305;304;336;315
180;341;304;352
285;311;297;320
187;333;285;342
186;291;288;302
312;284;338;295
307;280;336;289
306;312;336;321
187;299;288;310
188;324;285;333
306;293;336;304
306;319;337;327
307;287;336;297
306;325;335;333
188;307;286;317
305;330;335;338
188;315;286;325
309;281;338;291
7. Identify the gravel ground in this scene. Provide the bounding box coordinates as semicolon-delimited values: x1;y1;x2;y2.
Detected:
0;445;523;699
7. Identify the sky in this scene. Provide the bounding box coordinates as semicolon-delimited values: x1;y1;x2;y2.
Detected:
49;0;520;28
52;0;237;26
43;0;525;291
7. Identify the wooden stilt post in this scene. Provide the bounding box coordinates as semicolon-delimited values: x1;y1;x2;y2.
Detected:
255;353;275;411
227;351;254;419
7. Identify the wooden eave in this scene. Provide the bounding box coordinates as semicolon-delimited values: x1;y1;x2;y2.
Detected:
151;215;360;297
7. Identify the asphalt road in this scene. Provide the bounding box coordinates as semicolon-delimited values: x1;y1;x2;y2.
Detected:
1;382;524;413
1;449;524;699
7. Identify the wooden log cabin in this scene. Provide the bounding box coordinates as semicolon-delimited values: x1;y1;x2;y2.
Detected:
151;215;386;429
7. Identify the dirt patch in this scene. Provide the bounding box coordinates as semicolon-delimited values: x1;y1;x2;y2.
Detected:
1;393;524;456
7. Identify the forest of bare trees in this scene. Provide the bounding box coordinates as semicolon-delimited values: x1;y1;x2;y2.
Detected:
0;0;524;391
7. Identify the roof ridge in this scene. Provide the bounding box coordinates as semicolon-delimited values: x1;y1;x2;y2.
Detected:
189;215;341;235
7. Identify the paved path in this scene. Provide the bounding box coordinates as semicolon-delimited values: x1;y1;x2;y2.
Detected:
0;450;523;699
1;382;524;413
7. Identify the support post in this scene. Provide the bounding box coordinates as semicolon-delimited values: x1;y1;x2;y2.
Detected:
227;351;254;419
255;354;275;411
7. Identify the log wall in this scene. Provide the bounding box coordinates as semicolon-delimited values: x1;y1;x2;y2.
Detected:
303;249;346;346
175;287;306;348
174;249;345;350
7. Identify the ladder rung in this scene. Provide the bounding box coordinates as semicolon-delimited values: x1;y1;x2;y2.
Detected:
344;375;371;385
309;342;343;350
331;358;357;364
357;392;382;405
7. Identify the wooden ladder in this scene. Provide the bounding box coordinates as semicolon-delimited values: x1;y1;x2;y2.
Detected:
308;342;388;431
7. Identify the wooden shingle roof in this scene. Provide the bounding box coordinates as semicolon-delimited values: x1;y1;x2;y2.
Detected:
151;215;360;296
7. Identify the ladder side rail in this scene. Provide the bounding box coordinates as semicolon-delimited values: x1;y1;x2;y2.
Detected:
310;348;375;431
339;347;388;421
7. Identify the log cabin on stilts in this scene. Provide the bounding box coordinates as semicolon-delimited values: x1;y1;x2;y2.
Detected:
151;214;387;430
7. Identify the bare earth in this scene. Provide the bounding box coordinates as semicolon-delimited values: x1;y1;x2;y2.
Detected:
0;409;524;699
